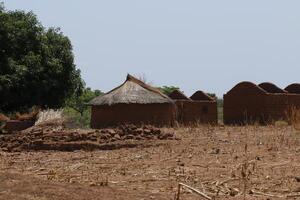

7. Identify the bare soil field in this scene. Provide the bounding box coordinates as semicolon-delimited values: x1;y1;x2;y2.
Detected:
0;125;300;200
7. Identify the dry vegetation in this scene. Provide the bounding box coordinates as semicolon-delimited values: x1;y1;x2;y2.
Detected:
0;124;299;200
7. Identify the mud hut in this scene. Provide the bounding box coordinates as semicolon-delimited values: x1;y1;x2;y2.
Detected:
285;83;300;94
187;91;217;124
169;90;217;125
224;82;300;124
88;74;177;128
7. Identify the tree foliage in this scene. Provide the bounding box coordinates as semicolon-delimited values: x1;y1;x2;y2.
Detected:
66;87;102;116
0;5;83;112
158;86;180;96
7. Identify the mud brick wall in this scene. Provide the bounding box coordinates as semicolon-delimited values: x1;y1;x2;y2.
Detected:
224;93;267;124
224;82;268;124
224;82;300;124
285;84;300;94
91;103;177;128
263;94;290;122
168;90;190;100
175;100;217;125
287;94;300;108
263;94;300;122
258;82;287;94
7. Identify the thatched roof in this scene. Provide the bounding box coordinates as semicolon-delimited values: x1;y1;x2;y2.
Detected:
258;82;287;94
168;90;191;100
88;74;174;106
190;91;215;101
285;83;300;94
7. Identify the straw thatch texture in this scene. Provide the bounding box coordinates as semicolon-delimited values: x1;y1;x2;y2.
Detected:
190;91;214;101
285;83;300;94
258;82;287;94
168;90;191;100
89;74;177;128
89;75;172;106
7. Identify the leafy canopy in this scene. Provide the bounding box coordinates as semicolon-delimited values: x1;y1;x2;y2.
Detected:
66;87;102;116
159;86;180;96
0;4;83;112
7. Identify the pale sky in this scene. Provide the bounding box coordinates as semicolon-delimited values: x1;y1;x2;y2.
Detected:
3;0;300;97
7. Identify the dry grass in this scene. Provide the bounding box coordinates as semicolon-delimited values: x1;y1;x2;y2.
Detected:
286;106;300;130
0;125;299;200
35;109;64;125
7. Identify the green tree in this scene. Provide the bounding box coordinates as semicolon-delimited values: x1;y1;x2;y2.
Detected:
158;86;180;96
0;4;83;112
66;87;102;116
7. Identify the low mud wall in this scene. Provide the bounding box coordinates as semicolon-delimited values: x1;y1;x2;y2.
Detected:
224;83;300;124
91;103;176;128
175;100;217;125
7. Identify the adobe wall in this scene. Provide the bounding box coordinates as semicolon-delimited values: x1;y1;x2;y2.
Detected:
285;84;300;94
263;94;300;121
224;82;300;124
223;82;268;124
224;93;267;124
168;90;190;100
175;100;217;125
91;103;177;128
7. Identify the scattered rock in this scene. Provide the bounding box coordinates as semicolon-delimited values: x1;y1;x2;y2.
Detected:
0;124;175;152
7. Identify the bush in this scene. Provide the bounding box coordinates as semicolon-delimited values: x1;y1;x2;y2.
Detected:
63;107;91;129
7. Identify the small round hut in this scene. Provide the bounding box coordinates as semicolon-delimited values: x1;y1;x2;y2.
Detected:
88;74;176;128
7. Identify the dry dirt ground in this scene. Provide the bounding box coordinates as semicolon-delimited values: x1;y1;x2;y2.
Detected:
0;125;300;200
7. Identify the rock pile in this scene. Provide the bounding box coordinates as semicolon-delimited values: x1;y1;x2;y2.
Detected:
0;124;176;152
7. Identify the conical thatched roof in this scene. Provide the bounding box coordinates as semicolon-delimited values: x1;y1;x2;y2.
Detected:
190;91;215;101
168;90;191;100
258;82;287;94
88;74;173;106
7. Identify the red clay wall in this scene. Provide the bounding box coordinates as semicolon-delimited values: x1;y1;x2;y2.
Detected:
91;103;176;128
285;84;300;94
224;82;268;124
175;100;217;125
224;82;300;124
224;93;267;124
263;94;300;122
